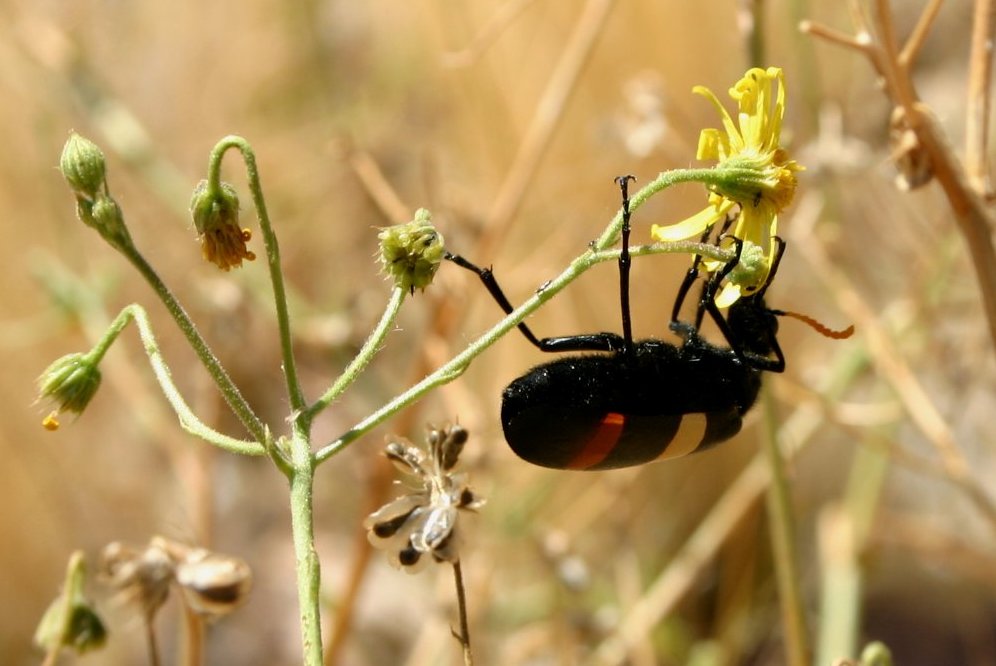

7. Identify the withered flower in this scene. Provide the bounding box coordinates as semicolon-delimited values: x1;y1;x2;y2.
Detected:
365;424;484;572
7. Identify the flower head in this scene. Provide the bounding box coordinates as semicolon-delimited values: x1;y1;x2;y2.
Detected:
364;424;483;573
652;67;802;306
190;180;256;271
37;352;102;430
378;209;446;295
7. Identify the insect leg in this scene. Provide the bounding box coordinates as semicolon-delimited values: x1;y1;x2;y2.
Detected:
703;237;787;372
444;252;545;349
615;175;636;352
444;252;627;353
669;207;738;331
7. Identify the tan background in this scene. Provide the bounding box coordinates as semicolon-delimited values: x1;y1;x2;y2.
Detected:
1;1;993;664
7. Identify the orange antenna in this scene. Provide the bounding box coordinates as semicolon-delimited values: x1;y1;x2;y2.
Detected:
773;309;855;340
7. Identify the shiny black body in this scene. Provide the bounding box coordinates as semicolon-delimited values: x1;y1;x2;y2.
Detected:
446;177;786;470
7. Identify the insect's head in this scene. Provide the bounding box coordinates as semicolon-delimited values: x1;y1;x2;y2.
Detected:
726;237;854;362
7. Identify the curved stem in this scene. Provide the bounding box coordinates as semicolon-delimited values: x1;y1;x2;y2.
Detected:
116;243;269;446
304;285;407;422
94;305;264;456
207;136;307;415
591;168;723;249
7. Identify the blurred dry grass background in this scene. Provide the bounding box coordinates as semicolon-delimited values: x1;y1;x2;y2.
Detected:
2;0;995;664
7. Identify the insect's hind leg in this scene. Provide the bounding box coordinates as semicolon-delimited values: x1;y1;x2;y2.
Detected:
444;252;545;349
669;209;738;332
444;252;627;353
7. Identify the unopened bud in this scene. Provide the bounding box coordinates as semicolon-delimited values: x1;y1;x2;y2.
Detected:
60;133;106;200
90;195;133;250
37;353;102;430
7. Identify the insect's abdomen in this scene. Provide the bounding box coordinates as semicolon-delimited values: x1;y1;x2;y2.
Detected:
500;341;760;471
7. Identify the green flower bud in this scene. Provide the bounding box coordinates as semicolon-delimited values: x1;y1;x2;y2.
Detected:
37;352;102;430
34;552;107;656
190;180;255;271
60;133;107;200
378;209;445;294
89;195;133;250
726;239;768;291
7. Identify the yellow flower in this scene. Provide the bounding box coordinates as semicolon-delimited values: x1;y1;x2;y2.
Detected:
652;66;802;306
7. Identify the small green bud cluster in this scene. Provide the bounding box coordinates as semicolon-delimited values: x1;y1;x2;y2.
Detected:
378;209;445;294
59;133;133;251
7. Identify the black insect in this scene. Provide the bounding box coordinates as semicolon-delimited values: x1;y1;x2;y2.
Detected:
446;177;848;470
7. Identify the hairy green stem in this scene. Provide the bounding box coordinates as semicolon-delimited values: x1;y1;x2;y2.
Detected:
95;305;264;455
288;436;323;666
207;136;307;415
117;243;269;446
305;285;407;422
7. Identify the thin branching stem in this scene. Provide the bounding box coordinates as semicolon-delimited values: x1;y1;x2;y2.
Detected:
305;285;408;423
899;0;945;66
206;136;308;415
116;243;270;447
452;560;474;666
802;2;996;350
180;603;204;666
288;457;323;666
94;305;264;456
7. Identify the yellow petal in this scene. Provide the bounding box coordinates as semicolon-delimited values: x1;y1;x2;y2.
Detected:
696;128;727;161
767;68;786;152
651;199;735;242
693;84;744;154
731;205;770;249
714;282;741;308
